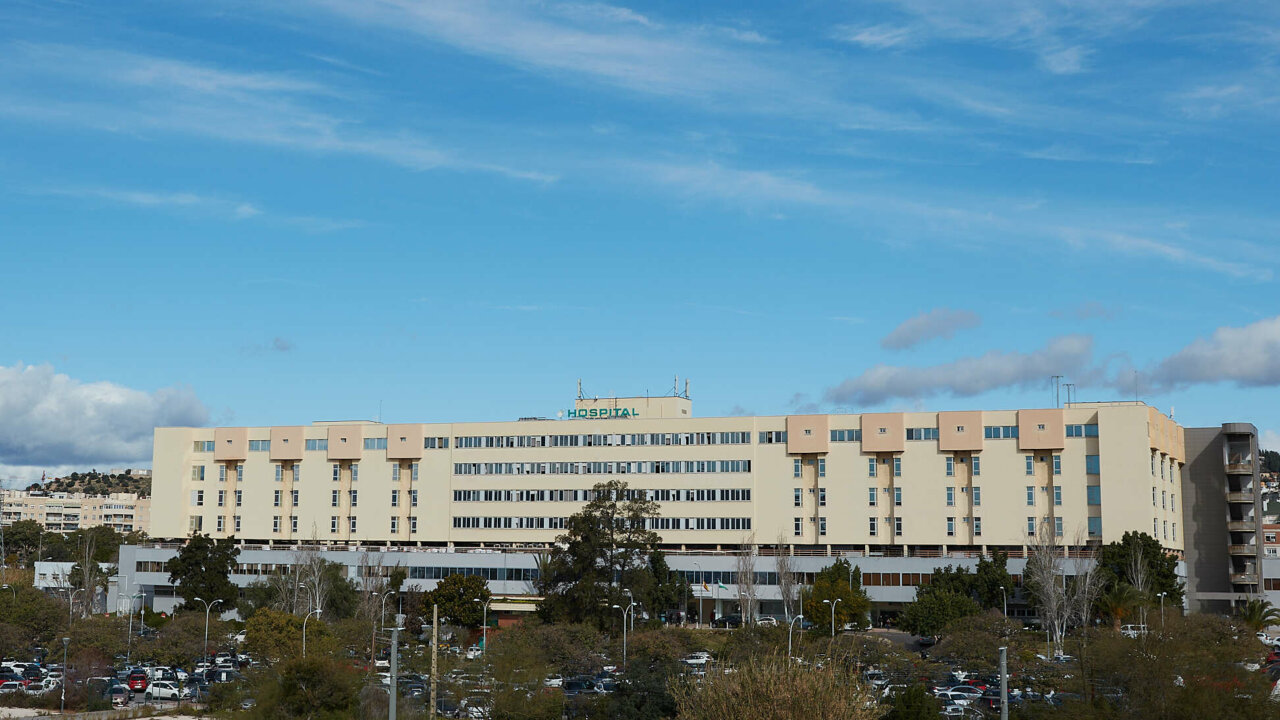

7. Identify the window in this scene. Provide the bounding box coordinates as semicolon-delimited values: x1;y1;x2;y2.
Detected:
1153;518;1158;535
760;431;788;444
331;516;339;533
331;490;339;507
1161;490;1166;509
830;429;862;442
794;517;802;536
946;487;955;506
894;517;903;536
391;517;399;534
893;457;902;477
1026;486;1035;506
956;425;965;432
1152;487;1157;506
392;465;400;482
819;488;827;507
273;490;281;507
1026;456;1035;475
984;425;1018;439
794;488;802;507
275;464;283;482
349;490;358;507
236;464;243;482
1171;494;1176;512
1054;486;1062;506
972;455;981;476
292;489;299;507
1151;453;1156;475
818;459;826;478
819;517;827;536
189;516;203;532
794;459;802;478
894;487;902;506
1086;455;1100;474
1160;459;1165;480
391;490;400;508
332;464;340;482
305;438;328;451
364;437;387;450
868;487;877;506
974;518;982;536
869;517;878;536
411;463;419;482
217;490;226;507
350;516;357;533
234;515;241;533
1172;522;1177;541
1066;424;1098;438
249;439;270;452
946;457;955;477
946;517;955;537
192;466;206;482
272;516;281;533
1053;455;1062;475
410;517;418;534
216;516;224;532
973;486;981;506
411;489;418;507
1087;486;1101;505
194;440;215;452
1163;520;1168;539
1027;517;1036;536
1088;516;1101;536
235;490;242;507
291;515;298;533
351;464;358;482
1054;517;1063;536
219;465;227;482
868;458;877;478
906;427;939;440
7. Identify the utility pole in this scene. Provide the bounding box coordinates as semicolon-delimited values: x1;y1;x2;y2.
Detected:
999;646;1009;720
430;604;438;719
389;613;403;720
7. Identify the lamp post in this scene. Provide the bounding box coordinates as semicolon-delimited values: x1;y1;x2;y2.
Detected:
126;592;143;664
788;615;805;658
60;637;69;713
473;597;492;653
0;584;14;600
693;562;702;628
1000;586;1007;617
303;608;321;657
193;597;222;666
374;590;395;665
68;588;84;629
612;601;636;671
823;598;842;638
1157;591;1167;627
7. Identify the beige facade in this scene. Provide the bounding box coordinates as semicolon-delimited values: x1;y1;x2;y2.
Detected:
0;490;151;534
150;399;1185;555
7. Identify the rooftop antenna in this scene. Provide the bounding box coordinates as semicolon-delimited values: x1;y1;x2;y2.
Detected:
684;378;690;399
577;379;583;400
1063;384;1076;406
1051;375;1063;408
673;374;679;397
378;400;382;423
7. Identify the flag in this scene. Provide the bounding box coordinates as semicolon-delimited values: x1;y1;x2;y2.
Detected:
701;582;709;592
717;582;728;590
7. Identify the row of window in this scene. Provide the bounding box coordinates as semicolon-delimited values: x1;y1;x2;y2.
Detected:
452;488;752;503
455;432;752;448
453;460;752;476
1153;487;1177;511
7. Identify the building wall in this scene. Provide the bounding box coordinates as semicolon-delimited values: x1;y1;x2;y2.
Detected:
151;401;1184;557
0;490;151;534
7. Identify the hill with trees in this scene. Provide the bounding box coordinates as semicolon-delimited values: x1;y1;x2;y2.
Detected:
24;469;150;497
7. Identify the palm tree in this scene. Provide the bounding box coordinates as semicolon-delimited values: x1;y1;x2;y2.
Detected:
1099;583;1144;631
1238;598;1280;633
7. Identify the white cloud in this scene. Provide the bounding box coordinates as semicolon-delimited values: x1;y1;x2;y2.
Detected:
1148;316;1280;389
825;335;1094;406
881;308;981;350
1261;429;1280;452
0;363;208;472
834;24;914;49
1051;300;1116;321
1039;44;1090;74
35;185;359;231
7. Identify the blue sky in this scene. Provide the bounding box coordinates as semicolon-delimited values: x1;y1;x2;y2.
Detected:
2;0;1279;482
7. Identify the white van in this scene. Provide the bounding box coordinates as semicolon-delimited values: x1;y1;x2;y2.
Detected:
1120;624;1148;638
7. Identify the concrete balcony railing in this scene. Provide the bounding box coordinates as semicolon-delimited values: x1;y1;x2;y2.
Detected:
1227;520;1256;532
1226;492;1255;503
1230;573;1259;585
1228;544;1257;556
1225;463;1254;475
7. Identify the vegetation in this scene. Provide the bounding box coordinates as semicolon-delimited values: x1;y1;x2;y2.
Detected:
800;558;871;634
1096;531;1184;607
165;532;241;611
1237;598;1280;633
422;573;491;627
670;657;881;720
25;469;151;497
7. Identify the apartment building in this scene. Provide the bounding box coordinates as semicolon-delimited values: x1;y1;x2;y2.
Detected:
150;396;1187;557
0;490;151;534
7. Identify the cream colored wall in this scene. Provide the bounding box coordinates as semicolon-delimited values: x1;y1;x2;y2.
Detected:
151;404;1186;553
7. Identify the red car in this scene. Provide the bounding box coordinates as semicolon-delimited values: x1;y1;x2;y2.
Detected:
126;671;149;692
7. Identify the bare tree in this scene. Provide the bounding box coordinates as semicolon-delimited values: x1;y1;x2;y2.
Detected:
1025;519;1067;656
74;536;99;617
775;533;799;622
1066;530;1104;631
1126;543;1151;628
736;532;759;623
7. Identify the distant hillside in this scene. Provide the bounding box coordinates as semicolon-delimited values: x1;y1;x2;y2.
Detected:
26;470;151;498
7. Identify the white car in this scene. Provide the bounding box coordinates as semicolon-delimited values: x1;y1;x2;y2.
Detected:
465;646;483;660
145;681;182;701
1120;624;1148;638
543;674;563;688
756;617;779;627
936;692;973;707
0;681;24;694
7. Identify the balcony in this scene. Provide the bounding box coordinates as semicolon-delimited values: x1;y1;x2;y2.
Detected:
1228;544;1257;556
1230;573;1258;585
1226;463;1254;475
1227;520;1256;532
1226;491;1254;504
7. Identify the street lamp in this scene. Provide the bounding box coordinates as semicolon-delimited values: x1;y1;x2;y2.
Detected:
126;592;144;664
823;598;842;638
473;597;493;653
374;590;396;664
192;597;222;666
302;608;321;657
0;584;14;599
788;615;805;658
612;600;636;671
68;588;84;629
60;637;69;713
693;562;702;628
1157;591;1167;626
999;586;1007;617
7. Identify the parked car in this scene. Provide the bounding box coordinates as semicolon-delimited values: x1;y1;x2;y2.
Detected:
1120;624;1149;639
0;681;24;694
109;684;131;707
543;674;563;688
127;670;149;692
465;645;484;661
710;614;742;629
145;681;182;701
756;616;779;627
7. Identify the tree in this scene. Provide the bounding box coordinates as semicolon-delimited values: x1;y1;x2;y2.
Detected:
800;558;870;634
972;553;1013;610
1098;583;1144;631
1237;598;1280;633
537;480;687;627
165;533;240;611
898;588;980;638
735;533;759;622
670;657;880;720
883;684;941;720
775;534;799;621
1097;531;1183;607
244;607;334;663
249;655;362;719
425;573;491;627
3;520;42;566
